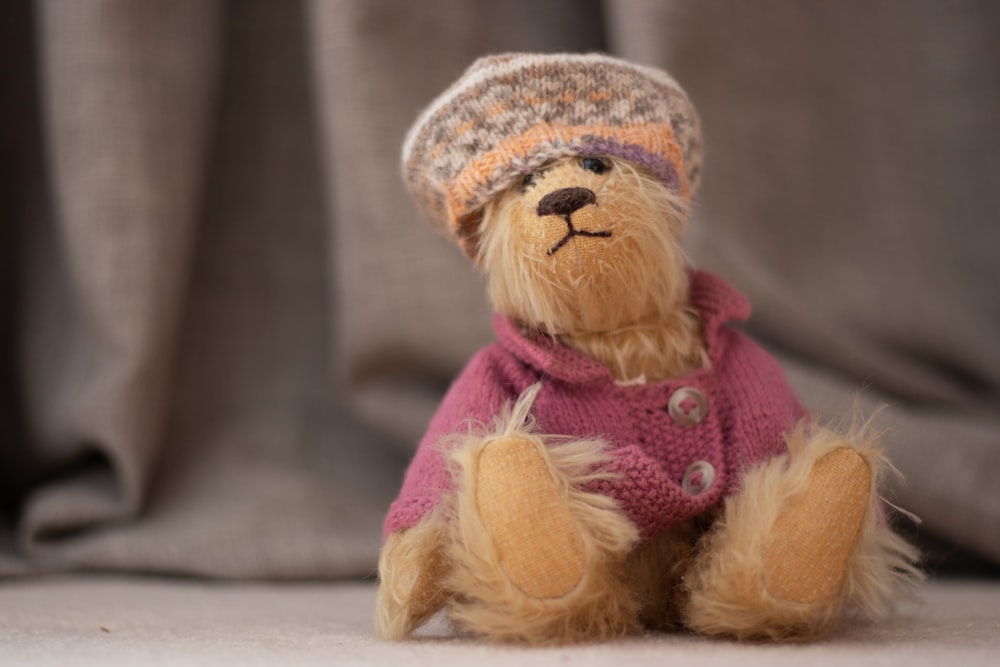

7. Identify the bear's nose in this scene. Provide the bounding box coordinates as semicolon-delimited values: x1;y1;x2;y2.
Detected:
536;187;596;217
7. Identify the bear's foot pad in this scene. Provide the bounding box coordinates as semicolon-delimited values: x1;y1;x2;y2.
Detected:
476;437;585;599
763;447;871;604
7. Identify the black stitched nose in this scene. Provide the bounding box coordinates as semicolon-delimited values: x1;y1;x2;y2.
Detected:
536;187;596;217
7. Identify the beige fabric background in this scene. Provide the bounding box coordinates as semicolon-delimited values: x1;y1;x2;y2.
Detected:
0;0;997;579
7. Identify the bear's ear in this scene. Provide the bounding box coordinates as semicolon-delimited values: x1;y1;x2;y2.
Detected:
456;211;485;263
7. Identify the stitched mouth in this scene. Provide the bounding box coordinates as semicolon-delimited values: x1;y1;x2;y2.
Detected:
536;187;611;256
547;220;612;256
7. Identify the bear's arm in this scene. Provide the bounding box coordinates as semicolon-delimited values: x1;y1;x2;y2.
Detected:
381;345;529;539
719;329;810;481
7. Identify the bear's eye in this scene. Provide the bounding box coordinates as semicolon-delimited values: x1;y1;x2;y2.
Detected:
580;157;611;175
520;172;536;191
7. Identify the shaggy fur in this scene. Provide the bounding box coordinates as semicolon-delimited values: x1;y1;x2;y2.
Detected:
682;422;923;641
374;508;449;640
625;517;706;630
479;158;707;383
377;153;922;644
441;384;641;644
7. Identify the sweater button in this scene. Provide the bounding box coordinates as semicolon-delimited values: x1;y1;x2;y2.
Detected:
668;386;708;425
682;460;716;495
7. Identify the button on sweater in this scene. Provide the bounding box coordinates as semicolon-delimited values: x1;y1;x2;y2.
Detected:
383;270;808;541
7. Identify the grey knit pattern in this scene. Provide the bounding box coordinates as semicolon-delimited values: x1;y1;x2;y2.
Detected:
401;52;703;242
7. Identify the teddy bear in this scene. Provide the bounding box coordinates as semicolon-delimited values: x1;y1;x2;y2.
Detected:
375;52;921;644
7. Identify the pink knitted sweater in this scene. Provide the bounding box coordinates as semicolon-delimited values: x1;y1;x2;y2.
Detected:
383;270;808;541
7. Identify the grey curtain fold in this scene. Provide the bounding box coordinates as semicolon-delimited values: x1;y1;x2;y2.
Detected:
1;0;997;578
17;0;225;568
1;0;606;578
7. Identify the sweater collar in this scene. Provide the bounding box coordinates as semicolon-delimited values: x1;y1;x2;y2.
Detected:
493;269;751;384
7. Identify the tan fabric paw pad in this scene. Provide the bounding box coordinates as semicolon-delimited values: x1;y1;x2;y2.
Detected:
476;437;585;599
763;447;872;604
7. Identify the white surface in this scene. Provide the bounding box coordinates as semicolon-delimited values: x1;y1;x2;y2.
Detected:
1;576;998;666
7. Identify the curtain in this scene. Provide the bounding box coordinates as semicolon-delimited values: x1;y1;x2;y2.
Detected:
1;0;997;578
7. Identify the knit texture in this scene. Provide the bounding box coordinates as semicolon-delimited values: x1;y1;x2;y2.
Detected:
383;270;808;541
401;53;702;253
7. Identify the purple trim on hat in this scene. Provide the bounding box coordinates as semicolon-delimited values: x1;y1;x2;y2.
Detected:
575;137;681;192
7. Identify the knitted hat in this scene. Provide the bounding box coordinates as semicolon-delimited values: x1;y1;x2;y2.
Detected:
402;52;703;251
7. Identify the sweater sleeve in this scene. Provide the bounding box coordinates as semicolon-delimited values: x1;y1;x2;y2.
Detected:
720;329;810;480
382;345;525;538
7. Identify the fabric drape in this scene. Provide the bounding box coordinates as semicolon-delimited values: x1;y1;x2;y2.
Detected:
1;0;997;578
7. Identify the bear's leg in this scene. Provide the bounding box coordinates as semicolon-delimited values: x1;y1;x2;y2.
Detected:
682;425;921;641
762;447;870;606
442;387;640;643
374;509;450;639
474;435;590;599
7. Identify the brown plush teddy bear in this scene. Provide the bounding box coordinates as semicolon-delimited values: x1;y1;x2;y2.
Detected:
375;53;920;644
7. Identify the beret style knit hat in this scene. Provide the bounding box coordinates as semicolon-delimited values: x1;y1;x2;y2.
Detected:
401;52;703;251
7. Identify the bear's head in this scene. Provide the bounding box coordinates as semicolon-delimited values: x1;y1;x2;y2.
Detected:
403;53;707;382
